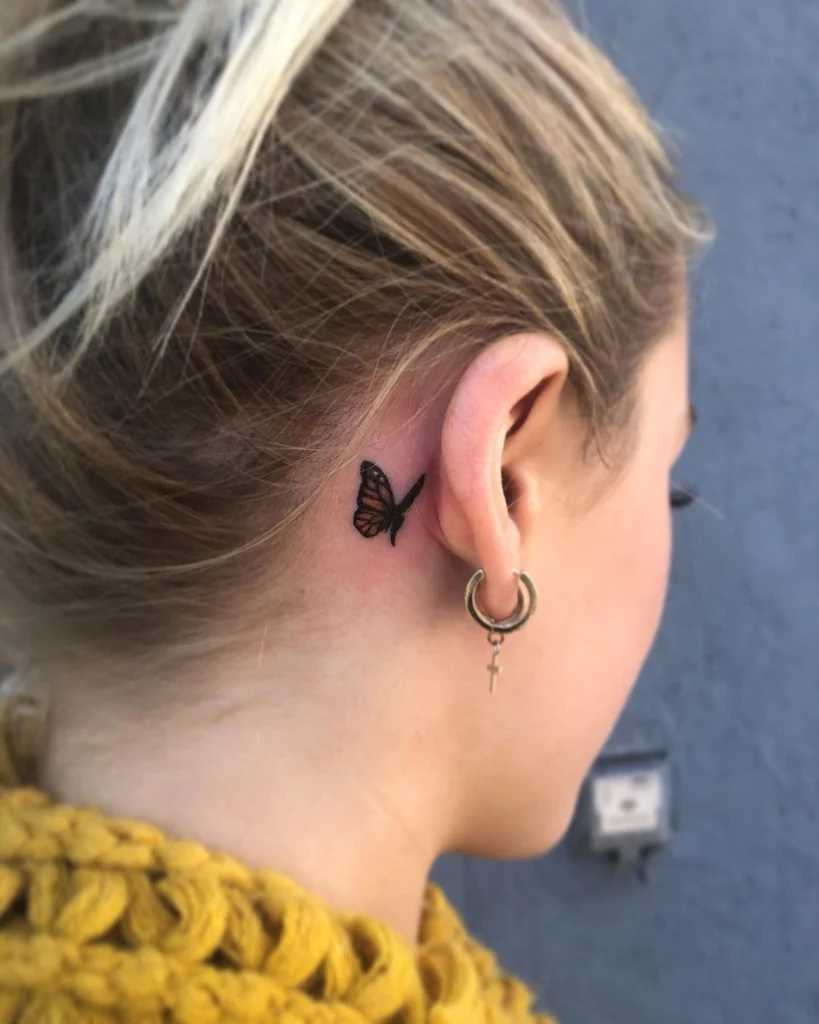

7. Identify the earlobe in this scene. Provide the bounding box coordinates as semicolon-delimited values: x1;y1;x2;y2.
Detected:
436;333;568;619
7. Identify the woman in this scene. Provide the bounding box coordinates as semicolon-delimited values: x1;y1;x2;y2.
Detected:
0;1;708;1020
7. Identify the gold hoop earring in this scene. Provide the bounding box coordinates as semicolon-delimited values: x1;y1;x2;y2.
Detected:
464;568;537;693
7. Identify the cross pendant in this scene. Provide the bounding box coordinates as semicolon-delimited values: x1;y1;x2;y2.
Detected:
486;635;503;694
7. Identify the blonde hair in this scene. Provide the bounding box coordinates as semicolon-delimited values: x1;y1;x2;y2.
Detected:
0;0;708;672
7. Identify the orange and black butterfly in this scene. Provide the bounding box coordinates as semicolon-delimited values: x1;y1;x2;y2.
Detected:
353;461;426;546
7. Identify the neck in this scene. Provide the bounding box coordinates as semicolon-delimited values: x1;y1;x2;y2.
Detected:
40;644;451;943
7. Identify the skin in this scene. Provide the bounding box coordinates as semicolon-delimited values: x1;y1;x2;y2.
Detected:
43;307;692;944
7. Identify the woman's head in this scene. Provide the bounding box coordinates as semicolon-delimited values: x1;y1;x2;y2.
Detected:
0;0;707;856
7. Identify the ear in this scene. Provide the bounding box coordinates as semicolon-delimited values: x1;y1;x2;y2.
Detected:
437;333;569;619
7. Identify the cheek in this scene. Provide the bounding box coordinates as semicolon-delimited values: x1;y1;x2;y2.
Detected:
472;480;674;857
593;486;674;693
614;493;673;648
536;485;673;754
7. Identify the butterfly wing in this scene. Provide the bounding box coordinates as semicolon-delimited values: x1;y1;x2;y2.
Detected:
395;473;426;515
353;461;396;539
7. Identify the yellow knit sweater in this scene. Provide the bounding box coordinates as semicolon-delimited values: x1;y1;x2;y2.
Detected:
0;787;557;1024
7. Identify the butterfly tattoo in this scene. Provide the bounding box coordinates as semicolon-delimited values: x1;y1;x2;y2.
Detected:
353;461;426;546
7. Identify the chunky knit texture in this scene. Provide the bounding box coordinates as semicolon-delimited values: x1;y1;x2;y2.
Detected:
0;787;557;1024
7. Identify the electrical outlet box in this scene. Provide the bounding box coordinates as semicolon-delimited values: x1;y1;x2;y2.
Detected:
577;750;673;868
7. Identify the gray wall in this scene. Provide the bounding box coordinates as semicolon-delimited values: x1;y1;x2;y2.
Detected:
431;2;819;1021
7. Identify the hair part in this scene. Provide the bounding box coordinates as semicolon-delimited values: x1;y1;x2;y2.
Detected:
0;0;709;672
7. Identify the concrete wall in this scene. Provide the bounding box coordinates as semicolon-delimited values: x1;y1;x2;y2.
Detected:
432;1;819;1020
